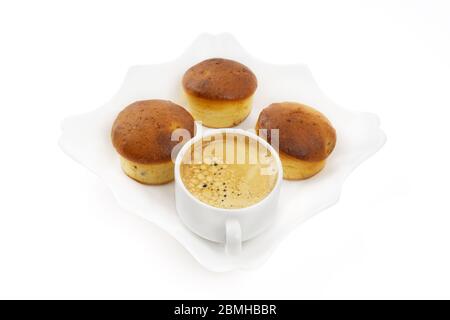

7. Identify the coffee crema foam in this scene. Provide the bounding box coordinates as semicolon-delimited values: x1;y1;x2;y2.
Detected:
180;134;278;209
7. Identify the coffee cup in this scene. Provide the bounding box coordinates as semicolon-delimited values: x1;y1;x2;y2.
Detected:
174;128;283;255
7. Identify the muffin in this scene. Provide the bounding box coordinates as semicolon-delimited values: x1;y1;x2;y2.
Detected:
256;102;336;180
182;58;257;128
111;100;195;184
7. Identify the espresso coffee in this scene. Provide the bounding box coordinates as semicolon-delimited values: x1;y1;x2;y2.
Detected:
180;133;278;209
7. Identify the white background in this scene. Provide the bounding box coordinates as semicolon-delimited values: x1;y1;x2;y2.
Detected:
0;0;449;299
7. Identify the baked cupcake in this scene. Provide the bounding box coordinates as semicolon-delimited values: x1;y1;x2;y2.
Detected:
256;102;336;180
182;58;257;128
111;100;195;184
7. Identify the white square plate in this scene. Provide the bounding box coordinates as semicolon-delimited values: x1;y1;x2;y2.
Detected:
59;33;386;272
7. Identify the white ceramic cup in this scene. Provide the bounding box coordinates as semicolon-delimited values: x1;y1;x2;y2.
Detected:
174;128;283;255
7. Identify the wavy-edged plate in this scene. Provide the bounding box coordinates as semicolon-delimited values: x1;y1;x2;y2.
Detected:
59;33;386;272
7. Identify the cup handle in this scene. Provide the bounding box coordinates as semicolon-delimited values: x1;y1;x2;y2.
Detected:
225;219;242;256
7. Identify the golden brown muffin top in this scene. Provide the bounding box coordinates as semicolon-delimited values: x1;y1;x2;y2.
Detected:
182;58;257;101
256;102;336;162
111;100;195;164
